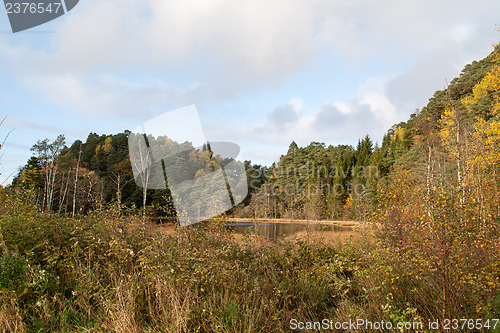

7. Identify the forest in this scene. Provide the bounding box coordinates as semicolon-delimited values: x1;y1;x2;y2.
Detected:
0;42;499;332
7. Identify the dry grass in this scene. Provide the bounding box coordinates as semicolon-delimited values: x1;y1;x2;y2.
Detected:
147;219;367;248
103;279;139;333
227;217;363;226
0;292;26;333
146;222;176;236
1;189;497;332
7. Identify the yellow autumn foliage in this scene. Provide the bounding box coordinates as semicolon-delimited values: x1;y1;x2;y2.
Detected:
462;47;500;117
438;104;459;155
391;126;404;143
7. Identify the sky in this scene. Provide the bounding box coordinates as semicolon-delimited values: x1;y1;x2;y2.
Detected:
0;0;499;185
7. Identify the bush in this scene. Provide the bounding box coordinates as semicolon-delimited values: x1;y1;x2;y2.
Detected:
0;188;368;332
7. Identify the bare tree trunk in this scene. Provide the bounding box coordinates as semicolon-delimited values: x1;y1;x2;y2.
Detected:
426;145;432;216
100;182;104;207
455;112;462;188
43;162;49;212
266;193;269;218
88;177;94;209
116;173;121;209
48;162;58;210
142;172;149;221
59;168;72;214
72;144;82;218
129;134;151;222
111;171;130;211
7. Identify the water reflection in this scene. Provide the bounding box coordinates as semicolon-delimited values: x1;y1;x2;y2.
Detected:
226;222;353;241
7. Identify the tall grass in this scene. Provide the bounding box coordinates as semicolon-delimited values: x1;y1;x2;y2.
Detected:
0;188;367;332
1;188;498;332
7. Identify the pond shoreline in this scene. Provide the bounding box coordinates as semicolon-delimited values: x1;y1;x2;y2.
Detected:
150;218;368;241
152;217;369;227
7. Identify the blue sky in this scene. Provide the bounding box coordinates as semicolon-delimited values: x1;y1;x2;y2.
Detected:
0;0;499;185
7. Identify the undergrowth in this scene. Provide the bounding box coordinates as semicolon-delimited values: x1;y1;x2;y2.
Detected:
0;188;498;332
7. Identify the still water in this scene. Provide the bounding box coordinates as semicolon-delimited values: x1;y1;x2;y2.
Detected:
226;222;353;241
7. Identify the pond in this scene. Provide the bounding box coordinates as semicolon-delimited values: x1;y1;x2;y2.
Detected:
226;222;354;241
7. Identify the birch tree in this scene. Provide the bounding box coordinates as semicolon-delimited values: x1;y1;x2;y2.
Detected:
31;135;66;211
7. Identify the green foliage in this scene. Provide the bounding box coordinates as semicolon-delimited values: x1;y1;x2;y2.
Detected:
244;134;386;220
355;134;373;167
0;253;28;291
16;157;43;189
0;188;370;332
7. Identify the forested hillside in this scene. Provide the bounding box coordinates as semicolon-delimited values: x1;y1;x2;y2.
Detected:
239;43;500;224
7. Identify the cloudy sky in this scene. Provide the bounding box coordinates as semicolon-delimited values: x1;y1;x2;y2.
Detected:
0;0;499;184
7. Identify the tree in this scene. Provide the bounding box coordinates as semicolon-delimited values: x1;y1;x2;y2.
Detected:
111;158;133;209
355;134;373;168
128;133;153;221
19;157;43;190
287;141;298;154
72;143;82;218
0;116;13;184
31;135;66;211
330;149;354;219
374;41;500;320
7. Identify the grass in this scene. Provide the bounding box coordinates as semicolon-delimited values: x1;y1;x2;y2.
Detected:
0;189;371;332
0;188;498;332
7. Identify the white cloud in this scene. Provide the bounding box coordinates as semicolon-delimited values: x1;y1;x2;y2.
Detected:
203;95;390;166
332;102;351;115
449;24;476;44
2;115;66;134
1;0;498;117
18;72;206;117
207;93;388;148
47;0;318;81
361;91;399;128
289;98;304;113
